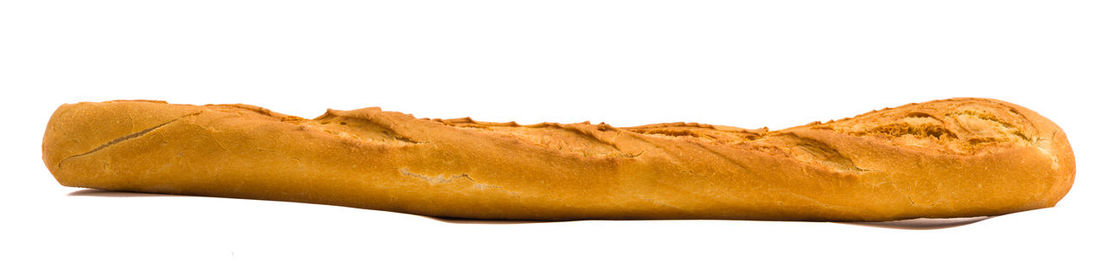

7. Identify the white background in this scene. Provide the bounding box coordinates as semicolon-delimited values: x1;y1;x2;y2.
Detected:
1;1;1096;265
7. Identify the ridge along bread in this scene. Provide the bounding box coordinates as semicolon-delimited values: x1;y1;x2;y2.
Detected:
42;98;1074;221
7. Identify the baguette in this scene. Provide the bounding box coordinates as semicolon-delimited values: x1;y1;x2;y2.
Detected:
41;98;1074;221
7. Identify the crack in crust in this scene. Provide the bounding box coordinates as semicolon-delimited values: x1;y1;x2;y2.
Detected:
782;133;866;172
399;168;474;184
858;122;958;139
58;112;203;168
310;109;424;145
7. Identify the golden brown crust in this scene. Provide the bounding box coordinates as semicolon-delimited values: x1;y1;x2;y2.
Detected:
41;98;1074;221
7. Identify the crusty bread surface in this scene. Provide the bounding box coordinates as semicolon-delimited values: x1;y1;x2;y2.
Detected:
42;98;1074;221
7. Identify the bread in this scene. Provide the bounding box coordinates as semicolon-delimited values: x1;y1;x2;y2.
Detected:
41;98;1075;221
